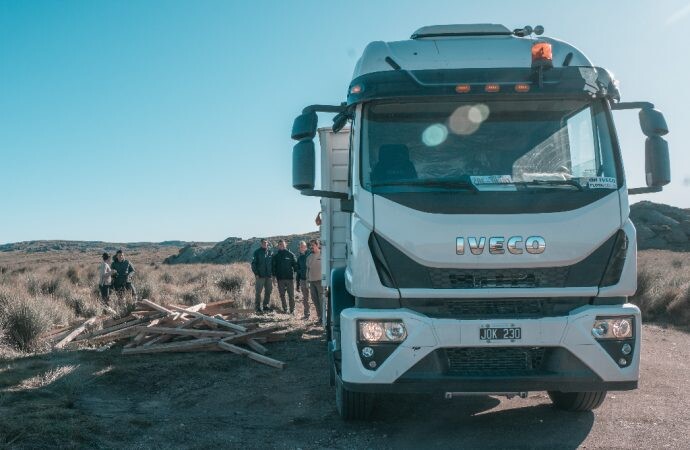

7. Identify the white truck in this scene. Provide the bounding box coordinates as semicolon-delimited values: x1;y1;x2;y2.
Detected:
290;24;670;420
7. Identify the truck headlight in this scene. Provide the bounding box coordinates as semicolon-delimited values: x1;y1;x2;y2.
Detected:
358;320;407;343
591;317;634;339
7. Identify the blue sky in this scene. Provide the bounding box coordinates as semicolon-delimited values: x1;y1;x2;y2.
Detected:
1;0;689;244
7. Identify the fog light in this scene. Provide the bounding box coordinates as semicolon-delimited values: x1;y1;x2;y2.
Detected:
621;343;632;355
592;322;609;338
385;322;407;341
359;321;384;342
368;361;377;369
618;358;627;366
611;319;632;339
361;347;374;358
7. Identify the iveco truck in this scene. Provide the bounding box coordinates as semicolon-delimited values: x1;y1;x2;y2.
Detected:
290;24;671;420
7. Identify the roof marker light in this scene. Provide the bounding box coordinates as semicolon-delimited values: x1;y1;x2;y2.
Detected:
485;84;500;93
515;83;531;92
531;42;553;68
350;84;363;95
455;84;471;93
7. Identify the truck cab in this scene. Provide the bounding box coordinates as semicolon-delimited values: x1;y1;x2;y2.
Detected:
290;24;670;420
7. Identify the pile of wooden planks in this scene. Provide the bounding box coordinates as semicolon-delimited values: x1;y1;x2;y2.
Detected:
45;299;288;369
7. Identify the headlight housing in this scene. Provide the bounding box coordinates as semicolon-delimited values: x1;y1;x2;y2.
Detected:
591;317;634;339
358;320;407;343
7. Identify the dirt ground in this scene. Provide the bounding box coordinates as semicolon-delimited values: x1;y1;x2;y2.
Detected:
1;320;689;449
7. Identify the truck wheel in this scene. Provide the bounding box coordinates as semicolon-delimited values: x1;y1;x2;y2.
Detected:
547;391;607;411
335;374;374;420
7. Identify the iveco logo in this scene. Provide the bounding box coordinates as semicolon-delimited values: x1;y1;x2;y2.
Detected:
456;236;546;255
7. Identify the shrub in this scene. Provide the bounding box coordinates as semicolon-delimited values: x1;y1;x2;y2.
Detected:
66;266;80;285
66;295;101;318
40;277;62;295
160;272;174;284
216;274;244;294
671;259;683;269
3;297;52;351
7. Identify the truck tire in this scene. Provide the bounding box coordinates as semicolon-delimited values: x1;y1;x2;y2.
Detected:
335;373;374;420
547;391;607;411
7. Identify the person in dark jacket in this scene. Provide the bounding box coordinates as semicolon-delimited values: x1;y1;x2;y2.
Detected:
111;249;137;300
295;241;311;319
271;239;297;314
251;239;273;313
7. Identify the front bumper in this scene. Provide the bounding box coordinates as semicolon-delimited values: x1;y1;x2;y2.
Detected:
340;304;641;393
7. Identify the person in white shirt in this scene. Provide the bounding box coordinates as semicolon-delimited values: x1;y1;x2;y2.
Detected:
305;239;324;323
98;252;113;303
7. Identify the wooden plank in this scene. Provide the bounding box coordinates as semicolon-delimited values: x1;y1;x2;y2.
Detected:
54;317;98;349
217;342;285;369
122;338;220;355
142;317;203;347
140;299;174;315
218;325;285;345
125;318;163;348
246;338;268;355
168;305;247;332
85;325;143;344
102;314;137;328
135;326;237;338
75;316;154;341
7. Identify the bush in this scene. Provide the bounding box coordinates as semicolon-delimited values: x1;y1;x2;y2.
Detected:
66;295;100;318
3;297;52;351
160;272;174;284
216;274;244;294
66;266;80;285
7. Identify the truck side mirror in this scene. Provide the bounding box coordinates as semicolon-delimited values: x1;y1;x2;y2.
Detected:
639;108;668;137
645;136;670;188
291;111;318;141
292;139;315;190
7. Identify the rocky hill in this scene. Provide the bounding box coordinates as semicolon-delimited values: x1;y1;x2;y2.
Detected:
0;240;213;253
163;232;320;265
630;201;690;251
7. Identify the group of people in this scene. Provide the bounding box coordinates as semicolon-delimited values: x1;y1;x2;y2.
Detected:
251;238;323;322
97;249;137;303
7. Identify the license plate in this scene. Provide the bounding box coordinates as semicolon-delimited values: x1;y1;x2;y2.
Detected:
479;327;521;341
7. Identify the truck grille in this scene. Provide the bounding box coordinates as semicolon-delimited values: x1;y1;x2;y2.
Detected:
428;267;569;289
444;299;543;317
446;347;546;376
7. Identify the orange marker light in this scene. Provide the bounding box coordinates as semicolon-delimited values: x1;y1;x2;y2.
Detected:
455;84;471;93
515;83;531;92
350;84;362;94
485;84;500;93
531;42;553;64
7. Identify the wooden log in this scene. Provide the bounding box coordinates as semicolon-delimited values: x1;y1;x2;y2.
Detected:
54;317;98;349
168;305;247;332
217;341;285;369
122;338;220;355
135;326;237;339
140;299;174;315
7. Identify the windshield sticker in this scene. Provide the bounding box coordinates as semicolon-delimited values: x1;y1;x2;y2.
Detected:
470;175;514;185
586;177;617;189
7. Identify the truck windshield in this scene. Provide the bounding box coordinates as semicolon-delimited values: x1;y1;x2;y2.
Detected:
361;99;618;193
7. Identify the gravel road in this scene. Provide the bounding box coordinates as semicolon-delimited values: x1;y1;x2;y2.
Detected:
1;323;688;449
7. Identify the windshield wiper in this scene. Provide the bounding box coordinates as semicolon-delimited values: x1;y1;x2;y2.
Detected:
514;179;584;191
370;178;479;192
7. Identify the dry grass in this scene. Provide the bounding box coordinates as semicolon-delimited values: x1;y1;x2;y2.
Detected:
0;249;262;354
632;250;690;328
